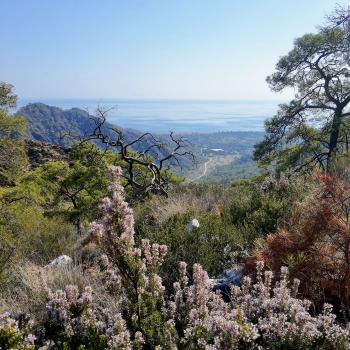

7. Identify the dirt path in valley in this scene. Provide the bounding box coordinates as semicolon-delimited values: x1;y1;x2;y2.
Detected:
189;154;239;182
191;160;209;181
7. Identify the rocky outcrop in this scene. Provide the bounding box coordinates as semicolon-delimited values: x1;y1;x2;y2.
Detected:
46;255;73;268
25;139;70;168
18;103;141;148
210;265;243;299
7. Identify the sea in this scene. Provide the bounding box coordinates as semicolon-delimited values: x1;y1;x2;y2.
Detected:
17;99;283;134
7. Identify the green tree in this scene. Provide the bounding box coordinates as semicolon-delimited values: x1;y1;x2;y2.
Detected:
0;81;17;110
0;82;28;185
0;197;74;279
26;143;112;235
254;7;350;172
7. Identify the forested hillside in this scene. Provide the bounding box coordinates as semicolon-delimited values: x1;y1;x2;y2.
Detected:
18;103;144;147
1;6;350;350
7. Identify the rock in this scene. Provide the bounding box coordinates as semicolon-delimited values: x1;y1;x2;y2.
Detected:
25;139;70;168
186;218;200;230
211;266;243;299
46;255;72;268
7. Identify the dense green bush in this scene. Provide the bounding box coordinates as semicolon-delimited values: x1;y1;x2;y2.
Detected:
0;312;34;349
0;109;28;186
136;210;244;286
134;172;310;288
222;173;310;241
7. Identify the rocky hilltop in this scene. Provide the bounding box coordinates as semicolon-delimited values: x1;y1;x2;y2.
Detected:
17;103;192;170
17;103;141;147
25;139;70;168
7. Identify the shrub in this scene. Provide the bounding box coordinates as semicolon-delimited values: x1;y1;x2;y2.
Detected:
136;211;244;288
0;312;35;350
223;172;310;242
2;167;349;349
247;172;350;315
0;200;76;287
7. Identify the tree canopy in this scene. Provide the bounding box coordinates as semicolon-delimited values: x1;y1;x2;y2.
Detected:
0;82;28;185
254;6;350;172
0;82;17;111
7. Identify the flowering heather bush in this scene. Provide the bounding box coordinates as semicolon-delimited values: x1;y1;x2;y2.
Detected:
171;262;350;349
33;282;145;349
3;167;350;349
0;312;35;349
82;166;173;348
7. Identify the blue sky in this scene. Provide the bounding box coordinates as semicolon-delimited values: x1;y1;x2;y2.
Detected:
1;0;347;100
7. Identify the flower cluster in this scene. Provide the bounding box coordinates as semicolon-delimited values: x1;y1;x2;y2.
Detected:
0;312;35;350
84;166;173;348
38;283;147;350
163;260;349;349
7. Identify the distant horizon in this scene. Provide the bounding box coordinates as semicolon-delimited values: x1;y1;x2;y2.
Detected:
18;97;286;104
16;98;279;133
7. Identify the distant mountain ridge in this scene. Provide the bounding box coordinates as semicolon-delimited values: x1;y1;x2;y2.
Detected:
17;103;142;147
16;103;193;170
17;102;263;181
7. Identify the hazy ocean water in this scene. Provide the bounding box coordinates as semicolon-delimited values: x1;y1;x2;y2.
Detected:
17;99;282;133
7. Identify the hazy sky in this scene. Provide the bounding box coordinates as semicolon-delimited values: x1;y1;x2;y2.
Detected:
1;0;348;100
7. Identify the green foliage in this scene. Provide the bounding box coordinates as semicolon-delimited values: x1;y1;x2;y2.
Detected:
136;209;244;286
0;86;28;186
0;326;34;350
23;143;113;235
254;8;350;172
2;169;347;349
224;173;309;241
0;109;27;137
0;137;28;186
0;197;75;284
0;81;17;111
0;312;34;350
135;171;310;288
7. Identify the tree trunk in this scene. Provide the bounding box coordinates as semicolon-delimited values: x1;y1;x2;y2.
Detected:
76;215;82;236
327;111;342;172
71;196;82;236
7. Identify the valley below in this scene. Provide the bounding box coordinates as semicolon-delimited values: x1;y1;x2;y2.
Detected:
18;102;264;184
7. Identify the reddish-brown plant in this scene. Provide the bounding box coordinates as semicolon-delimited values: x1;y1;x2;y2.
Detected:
247;173;350;312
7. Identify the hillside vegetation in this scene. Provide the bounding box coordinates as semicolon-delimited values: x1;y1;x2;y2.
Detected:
1;6;350;349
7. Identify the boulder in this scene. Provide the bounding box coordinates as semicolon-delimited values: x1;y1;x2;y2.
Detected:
186;218;200;231
46;255;72;268
211;266;243;299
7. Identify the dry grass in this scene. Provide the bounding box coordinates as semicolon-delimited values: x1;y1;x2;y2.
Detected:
0;260;118;319
140;184;229;223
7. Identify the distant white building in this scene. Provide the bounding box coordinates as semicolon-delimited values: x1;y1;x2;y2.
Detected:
209;148;224;152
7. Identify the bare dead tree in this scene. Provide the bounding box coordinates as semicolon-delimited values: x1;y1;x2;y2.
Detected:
81;107;195;197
